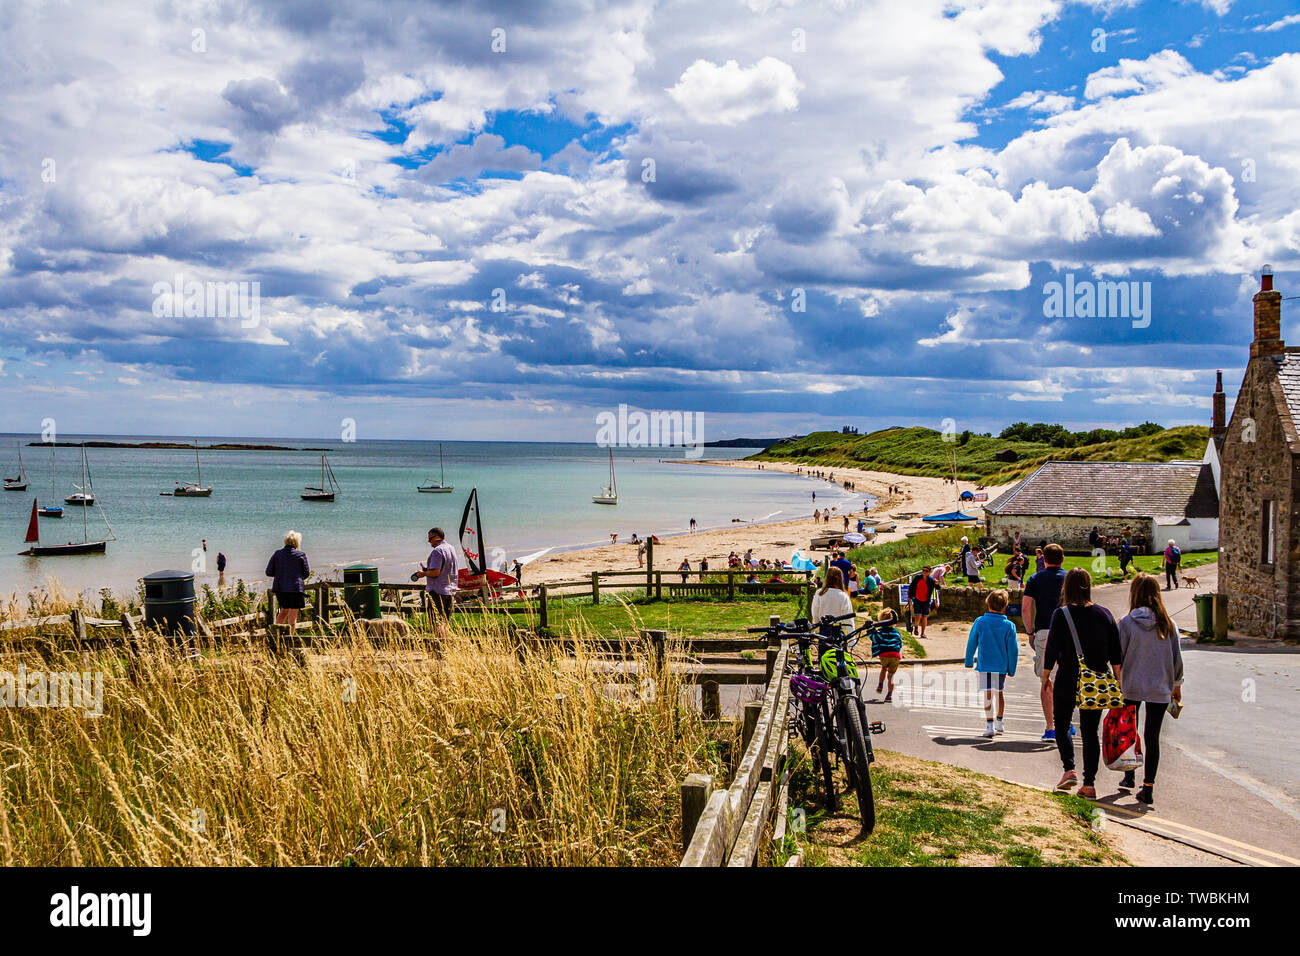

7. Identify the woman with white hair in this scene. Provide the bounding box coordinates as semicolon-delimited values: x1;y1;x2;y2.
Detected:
1162;538;1181;591
266;530;310;628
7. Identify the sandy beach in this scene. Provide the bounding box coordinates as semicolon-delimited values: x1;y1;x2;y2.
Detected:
524;461;1017;585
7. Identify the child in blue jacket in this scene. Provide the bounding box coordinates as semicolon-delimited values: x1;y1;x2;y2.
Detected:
871;608;905;702
964;590;1019;738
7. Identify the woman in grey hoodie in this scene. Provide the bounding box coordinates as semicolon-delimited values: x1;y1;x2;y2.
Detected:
1117;573;1184;805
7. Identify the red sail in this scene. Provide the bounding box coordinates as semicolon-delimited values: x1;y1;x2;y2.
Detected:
25;500;39;543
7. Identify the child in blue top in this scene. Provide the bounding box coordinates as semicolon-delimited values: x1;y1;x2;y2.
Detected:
964;590;1019;737
871;608;905;702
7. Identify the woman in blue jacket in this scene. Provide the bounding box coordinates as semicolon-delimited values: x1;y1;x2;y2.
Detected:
266;530;310;629
964;590;1019;737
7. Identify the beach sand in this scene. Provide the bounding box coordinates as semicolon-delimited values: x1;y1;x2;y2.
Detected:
523;461;1016;585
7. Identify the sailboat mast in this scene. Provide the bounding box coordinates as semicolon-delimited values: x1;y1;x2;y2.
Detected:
195;441;201;485
81;444;88;541
440;443;445;485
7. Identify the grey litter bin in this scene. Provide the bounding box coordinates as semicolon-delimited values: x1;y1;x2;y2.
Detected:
142;569;197;635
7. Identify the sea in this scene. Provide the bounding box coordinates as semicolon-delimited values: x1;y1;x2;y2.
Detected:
0;436;870;599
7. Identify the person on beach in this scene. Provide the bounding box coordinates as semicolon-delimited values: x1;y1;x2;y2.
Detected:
1022;542;1070;741
637;542;646;568
813;508;820;524
843;515;849;532
1163;539;1181;590
415;527;458;620
810;566;853;623
699;557;709;574
678;558;691;584
216;551;227;574
610;533;618;545
872;608;904;702
265;531;309;629
964;590;1019;737
689;518;696;533
1118;574;1184;805
1042;568;1122;797
909;566;937;638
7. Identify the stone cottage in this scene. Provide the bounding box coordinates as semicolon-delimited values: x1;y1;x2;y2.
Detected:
1217;267;1299;639
983;459;1219;553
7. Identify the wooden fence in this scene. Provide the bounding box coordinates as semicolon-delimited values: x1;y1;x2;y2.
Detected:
679;615;796;867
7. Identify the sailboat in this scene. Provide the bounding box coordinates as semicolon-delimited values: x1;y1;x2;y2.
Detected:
64;443;96;506
172;441;213;496
417;443;454;493
593;447;618;505
39;443;62;518
21;488;114;556
456;487;516;594
301;453;340;501
4;446;27;490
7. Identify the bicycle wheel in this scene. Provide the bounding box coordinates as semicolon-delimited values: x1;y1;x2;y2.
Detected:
814;713;838;812
840;696;876;833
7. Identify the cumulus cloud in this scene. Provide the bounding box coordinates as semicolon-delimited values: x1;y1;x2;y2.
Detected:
667;57;802;125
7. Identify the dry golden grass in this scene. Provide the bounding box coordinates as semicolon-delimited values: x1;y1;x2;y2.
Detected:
0;613;737;866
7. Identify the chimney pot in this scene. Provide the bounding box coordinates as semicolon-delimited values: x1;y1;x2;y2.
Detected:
1262;264;1274;292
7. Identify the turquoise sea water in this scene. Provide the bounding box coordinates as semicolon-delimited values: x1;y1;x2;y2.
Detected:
0;436;868;599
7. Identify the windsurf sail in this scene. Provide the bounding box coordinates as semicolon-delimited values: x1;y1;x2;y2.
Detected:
25;499;39;543
458;486;485;575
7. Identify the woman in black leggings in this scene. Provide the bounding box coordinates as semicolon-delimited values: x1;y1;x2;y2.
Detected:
1041;568;1123;799
1118;573;1184;805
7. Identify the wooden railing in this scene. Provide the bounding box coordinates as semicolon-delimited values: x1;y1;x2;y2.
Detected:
679;615;795;867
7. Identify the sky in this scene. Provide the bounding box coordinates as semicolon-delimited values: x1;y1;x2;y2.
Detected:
1;0;1298;443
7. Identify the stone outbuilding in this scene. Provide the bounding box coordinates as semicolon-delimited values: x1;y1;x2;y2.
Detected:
984;460;1219;553
1217;267;1299;639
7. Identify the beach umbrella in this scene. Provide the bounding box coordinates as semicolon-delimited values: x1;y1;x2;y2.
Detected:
843;532;867;544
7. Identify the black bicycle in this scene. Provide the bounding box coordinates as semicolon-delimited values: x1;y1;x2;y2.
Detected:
749;613;887;833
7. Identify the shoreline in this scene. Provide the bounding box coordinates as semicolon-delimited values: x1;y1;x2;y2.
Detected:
521;461;1014;586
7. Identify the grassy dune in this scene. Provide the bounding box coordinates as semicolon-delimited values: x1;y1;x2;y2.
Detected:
0;614;738;866
749;425;1209;484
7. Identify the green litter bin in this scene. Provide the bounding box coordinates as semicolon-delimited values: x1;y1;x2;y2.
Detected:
1193;592;1214;638
342;563;380;620
142;569;197;636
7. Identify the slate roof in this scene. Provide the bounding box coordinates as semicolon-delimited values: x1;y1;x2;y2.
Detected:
1272;353;1300;446
985;460;1219;519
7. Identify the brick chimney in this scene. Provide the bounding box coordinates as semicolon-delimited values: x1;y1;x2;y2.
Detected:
1211;369;1226;446
1251;264;1283;358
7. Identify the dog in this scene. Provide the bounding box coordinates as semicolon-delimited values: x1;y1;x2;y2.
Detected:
1180;572;1200;589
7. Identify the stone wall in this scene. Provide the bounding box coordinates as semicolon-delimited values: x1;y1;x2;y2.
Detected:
987;514;1151;553
1218;340;1299;639
882;581;1024;627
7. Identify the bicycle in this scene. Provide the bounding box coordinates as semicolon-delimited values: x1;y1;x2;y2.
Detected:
749;613;887;833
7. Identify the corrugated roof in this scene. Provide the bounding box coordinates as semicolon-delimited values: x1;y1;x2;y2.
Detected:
985;460;1218;519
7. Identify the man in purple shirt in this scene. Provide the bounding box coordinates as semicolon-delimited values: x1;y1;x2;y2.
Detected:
415;527;458;619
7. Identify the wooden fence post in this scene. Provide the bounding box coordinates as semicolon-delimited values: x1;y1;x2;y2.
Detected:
727;570;735;601
538;585;548;631
702;680;720;721
646;537;655;598
70;608;87;643
591;571;600;605
742;701;762;750
264;590;276;632
681;773;714;855
654;571;662;601
643;628;667;676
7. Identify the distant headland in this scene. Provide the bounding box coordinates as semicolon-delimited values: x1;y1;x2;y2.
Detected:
26;441;331;451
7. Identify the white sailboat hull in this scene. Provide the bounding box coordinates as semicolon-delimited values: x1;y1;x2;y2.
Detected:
593;495;618;505
418;485;454;493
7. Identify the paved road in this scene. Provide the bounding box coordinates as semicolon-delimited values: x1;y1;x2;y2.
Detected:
870;623;1300;864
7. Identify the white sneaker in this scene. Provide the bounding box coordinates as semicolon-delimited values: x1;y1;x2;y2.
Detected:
994;719;1005;735
982;725;996;738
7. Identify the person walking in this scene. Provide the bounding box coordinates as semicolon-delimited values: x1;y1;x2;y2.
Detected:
678;558;691;584
962;544;981;583
216;551;227;574
1034;546;1045;574
1118;573;1184;805
1022;543;1071;741
909;565;937;638
871;608;904;702
1163;539;1181;590
689;518;697;533
512;559;523;584
1118;534;1134;577
415;527;459;620
1042;568;1122;798
265;531;309;630
964;590;1019;737
810;566;853;623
